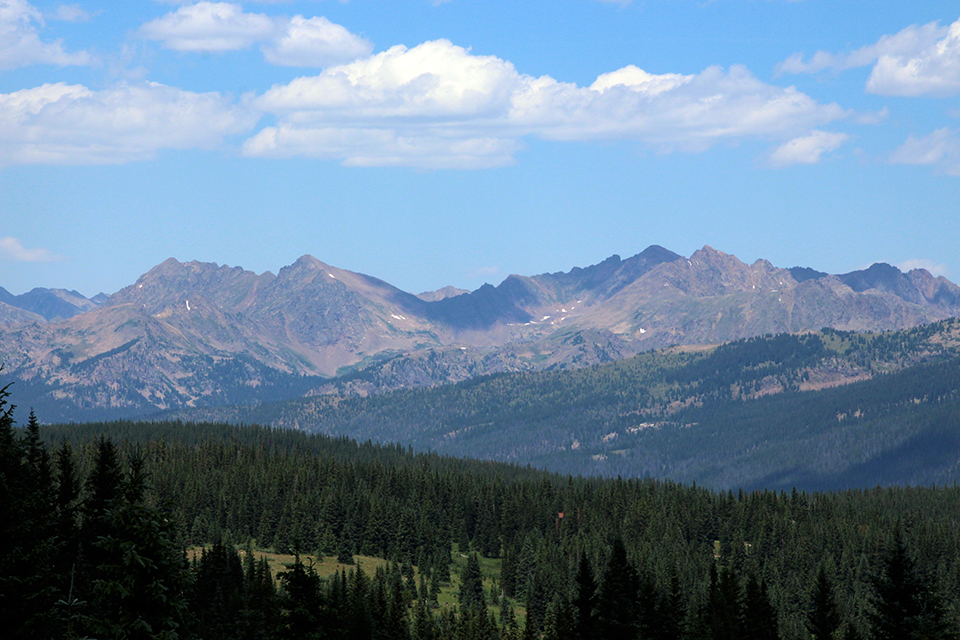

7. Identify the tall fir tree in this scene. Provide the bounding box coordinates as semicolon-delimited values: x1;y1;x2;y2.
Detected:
595;539;640;640
460;553;485;610
571;553;596;640
807;565;842;640
870;528;957;640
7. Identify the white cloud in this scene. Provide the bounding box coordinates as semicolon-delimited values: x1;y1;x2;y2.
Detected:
245;40;848;168
888;128;960;176
139;2;276;52
589;65;691;95
867;20;960;97
0;0;91;69
0;35;849;170
261;15;372;67
768;130;849;166
897;258;950;278
777;17;960;97
0;236;65;262
0;82;259;166
139;2;372;66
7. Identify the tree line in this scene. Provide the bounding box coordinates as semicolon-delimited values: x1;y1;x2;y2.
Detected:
4;383;960;638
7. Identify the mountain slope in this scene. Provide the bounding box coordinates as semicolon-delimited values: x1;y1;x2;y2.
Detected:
2;245;960;421
162;319;960;491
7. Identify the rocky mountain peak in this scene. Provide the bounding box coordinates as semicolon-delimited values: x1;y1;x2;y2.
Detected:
4;245;960;421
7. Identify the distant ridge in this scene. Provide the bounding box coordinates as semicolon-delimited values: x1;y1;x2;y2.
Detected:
2;244;960;420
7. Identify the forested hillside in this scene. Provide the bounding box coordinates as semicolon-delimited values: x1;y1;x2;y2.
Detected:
7;387;960;639
165;319;960;491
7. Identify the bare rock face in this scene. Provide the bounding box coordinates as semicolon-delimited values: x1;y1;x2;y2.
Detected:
2;245;959;420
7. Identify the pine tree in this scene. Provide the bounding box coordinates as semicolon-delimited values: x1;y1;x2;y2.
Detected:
571;553;596;640
277;555;325;640
870;528;957;640
191;540;245;640
241;549;279;640
0;392;62;638
460;553;485;610
742;573;777;640
542;596;577;640
595;539;640;640
83;450;190;640
807;565;841;640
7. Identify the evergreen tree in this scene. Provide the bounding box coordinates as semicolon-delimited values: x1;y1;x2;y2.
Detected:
742;573;778;640
524;568;548;636
869;528;957;640
595;539;640;640
0;392;62;639
571;553;596;640
241;549;279;640
83;451;190;640
412;596;436;640
191;540;245;640
460;553;485;610
542;596;577;640
807;565;842;640
277;555;325;640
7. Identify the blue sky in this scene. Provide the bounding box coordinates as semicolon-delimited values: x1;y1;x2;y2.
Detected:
1;0;958;297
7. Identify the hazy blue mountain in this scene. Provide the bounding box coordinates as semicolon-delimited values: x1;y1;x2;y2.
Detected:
0;286;99;321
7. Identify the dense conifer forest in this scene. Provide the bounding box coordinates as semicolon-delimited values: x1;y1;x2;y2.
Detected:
4;379;960;639
165;321;960;490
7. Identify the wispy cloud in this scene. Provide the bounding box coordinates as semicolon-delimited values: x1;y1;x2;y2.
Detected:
768;130;849;167
0;237;65;262
777;17;960;97
468;266;501;279
889;128;960;176
52;4;90;23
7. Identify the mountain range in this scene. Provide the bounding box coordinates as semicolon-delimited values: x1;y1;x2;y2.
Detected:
2;245;960;422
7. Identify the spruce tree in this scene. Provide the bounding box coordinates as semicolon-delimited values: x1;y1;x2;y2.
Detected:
0;393;62;638
742;573;778;640
595;539;640;640
278;555;324;640
807;565;841;640
83;451;190;640
460;553;485;610
571;553;596;640
870;528;957;640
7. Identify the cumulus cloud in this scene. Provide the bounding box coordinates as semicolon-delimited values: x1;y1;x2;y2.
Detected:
0;35;850;170
768;130;849;166
244;39;848;168
888;128;960;176
0;0;91;69
261;15;373;67
0;81;259;166
139;2;372;66
0;236;65;262
777;17;960;96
